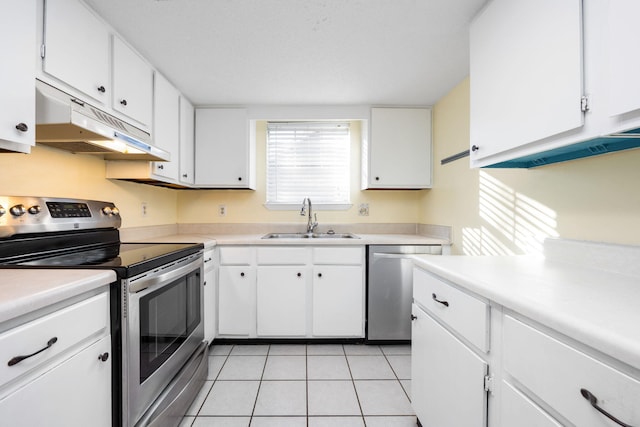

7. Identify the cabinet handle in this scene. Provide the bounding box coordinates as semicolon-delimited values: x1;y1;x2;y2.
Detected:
375;176;380;181
204;257;213;263
120;99;128;106
471;145;480;152
15;123;28;132
238;177;242;181
98;352;109;362
317;273;322;278
204;281;207;286
240;272;245;277
411;314;417;320
297;272;302;277
182;174;188;178
432;293;449;307
8;337;58;366
580;388;633;427
97;85;106;93
157;164;164;170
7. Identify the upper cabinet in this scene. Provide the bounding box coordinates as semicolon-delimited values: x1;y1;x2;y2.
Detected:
0;0;35;153
111;36;153;128
41;0;110;106
361;107;432;189
179;97;195;185
194;108;256;189
150;72;180;181
470;0;640;168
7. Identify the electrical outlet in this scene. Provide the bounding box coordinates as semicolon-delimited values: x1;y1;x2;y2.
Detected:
218;204;226;217
358;203;369;216
141;201;148;217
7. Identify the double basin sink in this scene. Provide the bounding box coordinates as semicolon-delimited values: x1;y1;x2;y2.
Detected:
262;232;360;239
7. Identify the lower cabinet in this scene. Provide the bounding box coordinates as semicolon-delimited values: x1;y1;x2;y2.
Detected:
216;245;365;339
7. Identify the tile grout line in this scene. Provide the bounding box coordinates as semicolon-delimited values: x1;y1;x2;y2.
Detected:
249;344;271;425
342;344;368;427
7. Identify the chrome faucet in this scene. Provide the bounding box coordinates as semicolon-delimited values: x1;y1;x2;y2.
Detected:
300;197;318;233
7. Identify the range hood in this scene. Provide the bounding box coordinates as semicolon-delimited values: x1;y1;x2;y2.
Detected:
35;80;170;161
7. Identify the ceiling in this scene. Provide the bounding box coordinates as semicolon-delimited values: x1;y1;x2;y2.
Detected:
84;0;487;107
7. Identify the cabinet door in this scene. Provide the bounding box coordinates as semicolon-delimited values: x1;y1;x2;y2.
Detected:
179;97;195;185
470;0;583;162
112;36;153;127
411;304;487;427
312;265;363;337
0;335;111;427
366;108;432;189
218;266;254;336
607;0;640;117
194;108;255;188
203;252;216;343
257;266;306;337
152;73;180;181
0;0;35;153
42;0;110;105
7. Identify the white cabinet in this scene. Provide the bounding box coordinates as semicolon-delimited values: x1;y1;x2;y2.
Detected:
194;108;256;189
179;97;195;185
411;304;488;427
217;247;255;337
501;314;640;427
470;0;640;168
41;0;110;105
257;267;307;337
311;247;365;337
362;107;432;189
0;0;35;154
470;0;583;165
151;72;180;181
411;267;490;427
112;36;153;128
0;291;111;427
202;249;216;343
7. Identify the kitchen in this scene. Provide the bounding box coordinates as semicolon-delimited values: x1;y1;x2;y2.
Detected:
1;0;639;426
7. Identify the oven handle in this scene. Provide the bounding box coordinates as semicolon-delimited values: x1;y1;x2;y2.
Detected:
128;256;202;294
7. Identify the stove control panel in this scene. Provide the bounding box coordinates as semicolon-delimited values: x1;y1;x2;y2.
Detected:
0;196;121;238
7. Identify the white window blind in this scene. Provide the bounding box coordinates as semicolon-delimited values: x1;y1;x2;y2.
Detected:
266;122;350;206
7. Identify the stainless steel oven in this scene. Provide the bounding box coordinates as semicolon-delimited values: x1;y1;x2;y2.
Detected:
124;252;207;427
0;196;209;427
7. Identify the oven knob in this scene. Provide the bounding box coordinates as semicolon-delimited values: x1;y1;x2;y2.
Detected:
0;206;5;217
10;204;26;217
102;206;113;216
28;205;41;215
111;207;120;216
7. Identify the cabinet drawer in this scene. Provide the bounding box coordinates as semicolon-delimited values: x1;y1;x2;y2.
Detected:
501;381;562;427
219;246;254;265
413;267;489;352
257;247;308;265
503;315;640;427
203;249;215;272
313;247;362;265
0;292;109;387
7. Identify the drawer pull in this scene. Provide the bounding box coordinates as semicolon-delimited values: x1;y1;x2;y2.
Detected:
580;388;634;427
411;314;417;320
8;337;58;366
98;352;109;362
432;293;449;307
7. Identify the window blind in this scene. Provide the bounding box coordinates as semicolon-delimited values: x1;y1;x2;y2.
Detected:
266;122;350;205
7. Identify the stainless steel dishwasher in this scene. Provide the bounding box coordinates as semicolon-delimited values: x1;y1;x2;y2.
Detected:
367;245;442;342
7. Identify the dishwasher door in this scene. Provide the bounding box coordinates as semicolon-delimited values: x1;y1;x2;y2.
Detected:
367;245;441;342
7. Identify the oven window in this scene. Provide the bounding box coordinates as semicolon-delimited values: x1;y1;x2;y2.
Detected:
139;269;201;383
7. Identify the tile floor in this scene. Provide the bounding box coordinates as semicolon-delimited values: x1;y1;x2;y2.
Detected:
180;343;415;427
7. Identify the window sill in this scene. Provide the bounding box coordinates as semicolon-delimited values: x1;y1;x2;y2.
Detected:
264;203;353;211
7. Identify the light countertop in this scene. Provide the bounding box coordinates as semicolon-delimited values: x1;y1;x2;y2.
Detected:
412;252;640;372
0;269;116;325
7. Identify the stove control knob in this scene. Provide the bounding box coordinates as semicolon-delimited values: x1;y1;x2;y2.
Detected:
101;206;113;216
111;207;120;216
0;206;5;217
10;204;26;217
28;205;41;215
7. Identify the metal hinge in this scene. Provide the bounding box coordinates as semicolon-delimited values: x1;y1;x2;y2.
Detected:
40;44;46;59
581;95;590;112
484;375;494;393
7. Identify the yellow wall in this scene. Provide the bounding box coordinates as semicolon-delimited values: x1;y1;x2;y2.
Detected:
422;77;640;255
178;121;423;225
0;145;178;228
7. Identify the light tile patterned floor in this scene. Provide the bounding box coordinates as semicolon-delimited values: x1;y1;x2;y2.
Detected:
180;344;414;427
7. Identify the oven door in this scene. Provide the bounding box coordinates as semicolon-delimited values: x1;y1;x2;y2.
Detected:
123;253;204;426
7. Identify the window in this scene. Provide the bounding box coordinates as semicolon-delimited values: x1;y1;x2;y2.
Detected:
266;121;351;208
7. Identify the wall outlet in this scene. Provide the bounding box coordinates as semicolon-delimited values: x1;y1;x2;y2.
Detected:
358;203;369;216
218;204;226;217
141;201;148;217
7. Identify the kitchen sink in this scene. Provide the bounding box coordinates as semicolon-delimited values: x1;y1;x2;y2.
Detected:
262;232;360;239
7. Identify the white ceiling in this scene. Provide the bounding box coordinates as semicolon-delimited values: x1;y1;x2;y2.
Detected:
83;0;487;107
